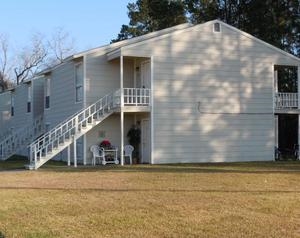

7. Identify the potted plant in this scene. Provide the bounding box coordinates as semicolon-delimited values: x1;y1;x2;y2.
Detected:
100;139;112;149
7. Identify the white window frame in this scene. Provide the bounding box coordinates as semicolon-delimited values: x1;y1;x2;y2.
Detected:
75;63;83;103
27;84;32;113
45;78;51;109
213;22;221;33
11;94;15;117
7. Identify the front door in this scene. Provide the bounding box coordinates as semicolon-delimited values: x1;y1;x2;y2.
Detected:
141;61;151;89
141;119;151;163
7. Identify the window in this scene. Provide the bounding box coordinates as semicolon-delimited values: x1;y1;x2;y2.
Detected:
27;102;31;113
27;84;32;113
75;63;83;102
45;78;50;109
11;94;14;116
213;22;221;33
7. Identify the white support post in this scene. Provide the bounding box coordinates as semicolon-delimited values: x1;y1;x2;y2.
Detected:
298;66;300;160
133;59;137;88
67;145;71;166
83;134;87;165
120;56;124;107
121;110;124;166
274;70;278;93
73;137;77;168
275;115;278;148
298;66;300;109
150;56;154;164
273;69;278;111
298;114;300;160
120;55;124;166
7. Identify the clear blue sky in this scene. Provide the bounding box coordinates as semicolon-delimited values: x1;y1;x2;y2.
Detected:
0;0;133;52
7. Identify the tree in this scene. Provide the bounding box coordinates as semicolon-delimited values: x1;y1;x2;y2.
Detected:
14;32;48;84
0;28;76;88
112;0;187;42
185;0;300;57
47;27;76;65
185;0;220;23
0;34;11;91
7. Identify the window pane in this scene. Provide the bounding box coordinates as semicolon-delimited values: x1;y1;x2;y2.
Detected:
45;78;51;96
75;64;83;86
45;96;50;108
27;102;31;113
76;86;83;102
28;85;32;101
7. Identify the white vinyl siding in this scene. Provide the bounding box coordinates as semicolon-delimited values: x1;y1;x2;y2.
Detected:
85;52;120;105
43;61;84;161
122;21;299;163
75;63;83;102
85;114;134;164
0;92;13;137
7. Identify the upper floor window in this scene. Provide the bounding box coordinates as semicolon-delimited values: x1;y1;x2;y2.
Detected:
11;94;14;116
213;22;221;33
75;63;83;102
27;84;32;113
45;78;50;109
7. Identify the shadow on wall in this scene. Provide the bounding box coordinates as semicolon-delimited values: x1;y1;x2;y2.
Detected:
153;23;278;163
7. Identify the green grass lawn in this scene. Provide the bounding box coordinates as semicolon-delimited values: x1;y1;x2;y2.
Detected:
0;158;299;238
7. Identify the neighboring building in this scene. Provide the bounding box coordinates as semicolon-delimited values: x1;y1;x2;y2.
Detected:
0;77;44;158
0;20;299;168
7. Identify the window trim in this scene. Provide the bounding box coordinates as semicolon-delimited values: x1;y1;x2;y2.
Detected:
75;62;83;103
213;22;221;33
11;94;14;117
45;78;51;109
27;84;32;113
27;101;31;113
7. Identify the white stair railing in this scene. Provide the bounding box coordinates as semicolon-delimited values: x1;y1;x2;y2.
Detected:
28;89;121;169
275;92;298;109
0;114;44;160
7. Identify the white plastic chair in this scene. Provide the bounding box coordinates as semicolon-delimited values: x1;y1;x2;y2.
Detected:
90;145;105;166
124;145;134;164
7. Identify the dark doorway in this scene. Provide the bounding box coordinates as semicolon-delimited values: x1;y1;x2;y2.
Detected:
275;65;298;93
278;114;298;158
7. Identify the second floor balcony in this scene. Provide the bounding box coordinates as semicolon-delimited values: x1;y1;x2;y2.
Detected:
274;92;298;110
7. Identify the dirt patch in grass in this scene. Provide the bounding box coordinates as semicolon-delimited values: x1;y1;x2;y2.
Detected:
0;161;299;237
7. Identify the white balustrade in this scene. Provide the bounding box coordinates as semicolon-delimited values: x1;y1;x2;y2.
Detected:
28;89;123;168
0;114;44;160
123;88;151;106
274;92;298;109
23;88;151;169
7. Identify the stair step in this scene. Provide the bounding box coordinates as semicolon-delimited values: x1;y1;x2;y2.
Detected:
24;164;35;170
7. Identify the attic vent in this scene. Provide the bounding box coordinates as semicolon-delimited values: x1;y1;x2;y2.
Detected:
213;22;221;33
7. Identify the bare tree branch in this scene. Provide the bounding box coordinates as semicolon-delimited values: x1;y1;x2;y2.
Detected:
0;28;76;87
0;34;13;91
14;32;47;84
47;27;75;65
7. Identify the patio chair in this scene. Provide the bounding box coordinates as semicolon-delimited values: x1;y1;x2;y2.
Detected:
90;145;105;166
124;145;134;164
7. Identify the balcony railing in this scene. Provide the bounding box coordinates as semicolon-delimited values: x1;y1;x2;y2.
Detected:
275;92;298;109
123;88;151;106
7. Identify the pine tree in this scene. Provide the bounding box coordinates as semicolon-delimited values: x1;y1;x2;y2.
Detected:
111;0;187;43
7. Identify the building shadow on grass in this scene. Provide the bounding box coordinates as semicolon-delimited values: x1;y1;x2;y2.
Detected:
0;185;299;194
1;156;300;174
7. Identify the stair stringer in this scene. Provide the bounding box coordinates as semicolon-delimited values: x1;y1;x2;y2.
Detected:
28;110;115;170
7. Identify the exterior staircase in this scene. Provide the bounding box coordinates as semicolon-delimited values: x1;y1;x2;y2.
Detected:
0;115;44;160
27;90;121;170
